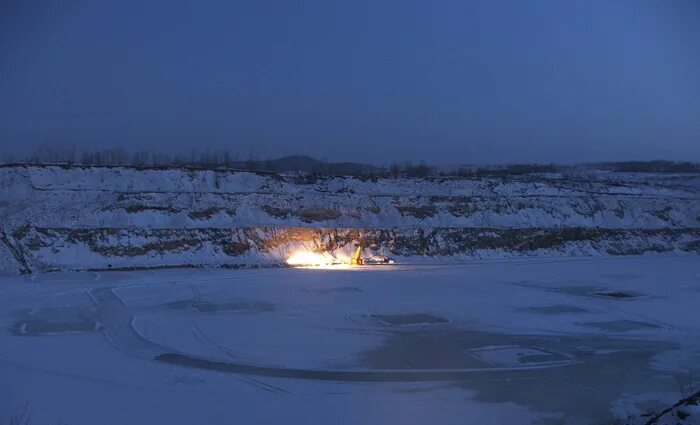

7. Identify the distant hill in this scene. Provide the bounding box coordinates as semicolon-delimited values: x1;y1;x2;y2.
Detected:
233;155;384;175
4;147;699;177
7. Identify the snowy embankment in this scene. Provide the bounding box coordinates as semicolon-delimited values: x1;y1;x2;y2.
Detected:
1;165;699;273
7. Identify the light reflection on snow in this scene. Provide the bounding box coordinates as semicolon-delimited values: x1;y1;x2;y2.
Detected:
286;251;351;269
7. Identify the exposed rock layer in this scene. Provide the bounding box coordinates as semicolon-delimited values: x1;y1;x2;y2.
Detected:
1;165;699;273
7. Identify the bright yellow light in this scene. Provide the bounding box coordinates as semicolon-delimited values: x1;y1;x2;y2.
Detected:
286;251;332;266
286;251;350;268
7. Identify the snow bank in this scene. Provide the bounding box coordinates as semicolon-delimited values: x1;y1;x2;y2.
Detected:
1;165;699;273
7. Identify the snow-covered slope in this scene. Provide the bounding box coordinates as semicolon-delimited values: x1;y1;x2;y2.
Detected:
1;165;699;273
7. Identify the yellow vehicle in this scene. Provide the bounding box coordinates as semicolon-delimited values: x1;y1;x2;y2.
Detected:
350;246;365;265
350;245;393;266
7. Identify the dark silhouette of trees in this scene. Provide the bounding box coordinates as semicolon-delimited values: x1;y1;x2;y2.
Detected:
3;147;699;178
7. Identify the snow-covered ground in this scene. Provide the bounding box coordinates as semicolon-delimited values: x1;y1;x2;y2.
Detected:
2;255;699;424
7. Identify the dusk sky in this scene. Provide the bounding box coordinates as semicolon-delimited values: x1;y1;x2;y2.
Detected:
1;0;699;164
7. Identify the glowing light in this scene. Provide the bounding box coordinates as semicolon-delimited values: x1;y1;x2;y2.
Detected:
286;251;350;268
286;251;332;266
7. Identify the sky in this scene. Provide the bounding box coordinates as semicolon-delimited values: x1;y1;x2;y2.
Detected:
1;0;699;165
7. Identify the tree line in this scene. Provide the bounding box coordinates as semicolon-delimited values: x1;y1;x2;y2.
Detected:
2;147;698;177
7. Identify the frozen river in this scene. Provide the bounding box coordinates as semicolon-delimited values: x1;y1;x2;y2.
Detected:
1;255;699;424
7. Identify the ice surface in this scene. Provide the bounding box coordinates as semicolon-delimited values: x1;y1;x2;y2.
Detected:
1;255;699;424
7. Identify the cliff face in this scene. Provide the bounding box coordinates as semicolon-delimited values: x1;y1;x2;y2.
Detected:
1;165;699;273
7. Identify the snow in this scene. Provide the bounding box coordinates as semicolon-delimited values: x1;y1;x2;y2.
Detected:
1;165;699;422
2;165;699;231
1;165;699;274
1;255;699;424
